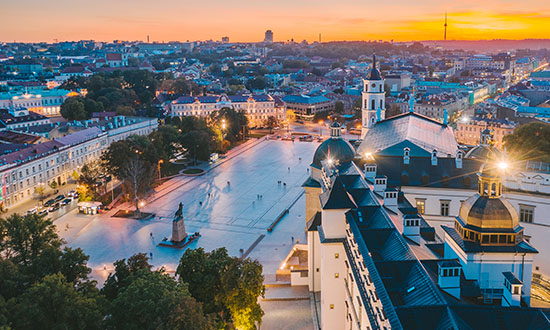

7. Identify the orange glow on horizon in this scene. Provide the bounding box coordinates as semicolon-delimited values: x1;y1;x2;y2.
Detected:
1;1;550;43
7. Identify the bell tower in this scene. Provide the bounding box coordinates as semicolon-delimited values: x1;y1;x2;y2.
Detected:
361;54;386;138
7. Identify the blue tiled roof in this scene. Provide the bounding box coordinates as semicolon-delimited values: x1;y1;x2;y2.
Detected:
282;94;330;104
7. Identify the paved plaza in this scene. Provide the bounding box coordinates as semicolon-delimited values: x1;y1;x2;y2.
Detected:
55;139;319;283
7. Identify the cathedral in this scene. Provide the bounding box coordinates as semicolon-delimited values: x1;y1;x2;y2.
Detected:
300;56;548;329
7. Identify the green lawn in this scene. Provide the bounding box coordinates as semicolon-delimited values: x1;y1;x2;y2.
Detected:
182;168;204;175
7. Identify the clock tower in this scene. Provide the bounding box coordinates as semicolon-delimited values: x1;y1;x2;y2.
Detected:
361;54;386;138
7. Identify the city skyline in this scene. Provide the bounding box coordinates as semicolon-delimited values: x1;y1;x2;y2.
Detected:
2;1;550;43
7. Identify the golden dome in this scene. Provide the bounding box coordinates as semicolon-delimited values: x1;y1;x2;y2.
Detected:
459;193;519;230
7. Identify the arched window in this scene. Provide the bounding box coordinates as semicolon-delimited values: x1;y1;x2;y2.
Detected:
371;99;375;110
483;182;488;195
491;183;497;196
380;99;383;109
379;84;383;92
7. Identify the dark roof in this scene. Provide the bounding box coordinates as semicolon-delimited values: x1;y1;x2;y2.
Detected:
465;145;503;160
370;155;480;190
367;54;382;81
306;212;322;231
320;176;357;209
312;137;355;168
442;226;538;254
503;271;522;285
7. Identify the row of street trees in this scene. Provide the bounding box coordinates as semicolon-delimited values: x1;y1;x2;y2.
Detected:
0;213;264;329
74;108;248;214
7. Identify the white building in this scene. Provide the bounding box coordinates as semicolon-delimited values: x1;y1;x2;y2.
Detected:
300;120;547;329
0;116;158;209
0;89;79;117
169;94;284;127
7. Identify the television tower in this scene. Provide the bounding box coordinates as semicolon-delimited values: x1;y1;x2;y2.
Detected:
444;12;448;41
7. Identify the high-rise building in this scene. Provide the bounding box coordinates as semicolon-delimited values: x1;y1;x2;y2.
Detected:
264;30;274;43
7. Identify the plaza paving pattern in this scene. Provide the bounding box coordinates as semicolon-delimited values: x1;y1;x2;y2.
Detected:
55;140;319;283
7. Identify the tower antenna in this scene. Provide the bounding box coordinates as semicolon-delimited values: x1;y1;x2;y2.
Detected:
444;12;448;41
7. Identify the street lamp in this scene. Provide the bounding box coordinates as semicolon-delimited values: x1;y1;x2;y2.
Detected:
194;144;198;166
157;159;164;180
222;119;226;130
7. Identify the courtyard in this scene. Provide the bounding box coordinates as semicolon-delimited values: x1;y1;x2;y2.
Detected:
55;139;319;283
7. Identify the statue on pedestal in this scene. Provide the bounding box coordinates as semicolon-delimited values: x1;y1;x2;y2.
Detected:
171;202;187;243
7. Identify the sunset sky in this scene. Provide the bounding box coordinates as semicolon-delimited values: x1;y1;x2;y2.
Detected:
1;0;549;43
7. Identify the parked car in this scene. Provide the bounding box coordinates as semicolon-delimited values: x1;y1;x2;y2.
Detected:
49;203;60;212
26;207;38;215
38;209;48;216
67;190;76;197
54;194;65;202
44;199;56;207
61;198;72;206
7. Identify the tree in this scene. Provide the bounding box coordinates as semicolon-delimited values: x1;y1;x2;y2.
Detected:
49;180;58;190
0;213;60;266
121;158;151;216
108;270;212;330
149;125;183;161
176;248;265;328
102;253;152;301
115;105;136;116
503;122;550;162
221;258;265;330
334;101;344;114
246;77;267;90
78;160;106;200
9;273;105;330
34;185;46;202
265;116;279;134
60;98;87;120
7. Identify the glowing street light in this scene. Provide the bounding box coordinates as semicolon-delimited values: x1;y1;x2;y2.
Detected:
222;119;226;130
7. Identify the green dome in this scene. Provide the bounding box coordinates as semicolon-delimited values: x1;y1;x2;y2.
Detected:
312;138;356;168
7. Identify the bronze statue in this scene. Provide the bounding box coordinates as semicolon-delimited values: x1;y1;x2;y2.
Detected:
175;202;183;219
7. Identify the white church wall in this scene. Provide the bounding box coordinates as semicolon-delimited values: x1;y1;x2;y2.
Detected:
320;242;346;330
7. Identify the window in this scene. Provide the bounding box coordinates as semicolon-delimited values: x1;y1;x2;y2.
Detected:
519;205;534;223
440;200;450;216
416;199;425;214
513;286;519;295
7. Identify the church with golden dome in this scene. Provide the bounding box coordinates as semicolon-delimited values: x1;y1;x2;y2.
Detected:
299;55;548;329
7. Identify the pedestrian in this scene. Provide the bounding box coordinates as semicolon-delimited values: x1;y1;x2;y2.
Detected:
288;167;290;171
150;232;153;238
199;201;202;206
149;252;153;259
283;182;286;187
307;168;310;173
291;236;294;244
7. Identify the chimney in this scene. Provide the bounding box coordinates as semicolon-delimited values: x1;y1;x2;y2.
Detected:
384;188;398;208
403;214;421;244
374;175;387;193
363;162;377;181
403;147;410;165
455;150;463;169
438;261;461;300
502;272;522;307
431;150;438;166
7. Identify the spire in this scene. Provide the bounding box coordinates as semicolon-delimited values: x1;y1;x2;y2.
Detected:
443;108;448;125
373;53;376;68
408;94;415;113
